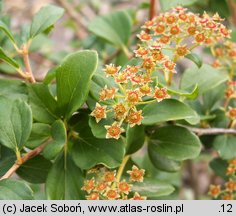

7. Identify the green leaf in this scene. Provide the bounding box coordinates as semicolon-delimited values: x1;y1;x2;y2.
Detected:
71;113;125;170
209;158;228;180
30;4;64;39
88;11;132;48
88;114;113;139
160;0;198;11
148;146;181;172
43;67;57;85
148;125;201;161
72;136;125;170
202;83;226;112
0;145;16;177
16;155;52;184
0;47;19;69
126;125;145;155
0;179;33;200
28;83;58;124
0;79;27;101
43;120;67;160
26;123;51;149
209;0;230;18
213;135;236;159
0;20;16;44
0;98;32;151
90;73;117;105
181;64;228;94
185;53;203;68
132;178;175;198
142;99;200;125
46;154;84;200
56;50;98;119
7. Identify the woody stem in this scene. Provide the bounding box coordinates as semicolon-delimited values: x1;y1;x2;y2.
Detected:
22;44;36;83
0;142;48;181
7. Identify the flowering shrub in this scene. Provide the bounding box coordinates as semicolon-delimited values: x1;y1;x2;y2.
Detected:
0;1;235;200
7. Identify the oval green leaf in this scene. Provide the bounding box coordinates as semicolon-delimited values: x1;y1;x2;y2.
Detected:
0;98;32;151
45;154;84;200
142;99;200;125
30;4;64;39
181;64;228;94
149;125;202;161
132;178;175;199
56;50;98;119
16;155;52;184
0;179;33;200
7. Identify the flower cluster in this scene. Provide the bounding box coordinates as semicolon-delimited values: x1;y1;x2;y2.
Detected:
90;6;230;139
209;159;236;200
210;41;236;124
82;165;146;200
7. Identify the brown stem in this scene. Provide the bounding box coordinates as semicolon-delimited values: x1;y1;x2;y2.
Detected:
0;143;47;180
149;0;156;20
22;45;36;83
185;127;236;136
56;0;87;39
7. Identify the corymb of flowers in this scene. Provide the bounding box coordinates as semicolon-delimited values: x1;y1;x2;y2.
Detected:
90;6;230;140
82;166;145;200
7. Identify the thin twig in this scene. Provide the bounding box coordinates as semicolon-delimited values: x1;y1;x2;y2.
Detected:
185;127;236;136
22;45;36;83
0;143;47;180
149;0;156;20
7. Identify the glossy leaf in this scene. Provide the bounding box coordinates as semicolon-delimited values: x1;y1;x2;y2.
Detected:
148;146;182;172
0;79;27;101
26;123;51;149
0;98;32;151
142;99;200;125
90;73;117;105
88;11;132;48
56;50;98;119
88;113;113;139
132;178;175;198
0;145;16;177
181;64;228;94
0;179;33;200
126;125;145;155
0;20;16;44
28;83;58;124
213;135;236;159
46;154;84;200
185;53;203;68
72;136;125;170
71;113;125;170
148;126;201;161
30;4;64;38
43;120;67;160
209;158;228;180
0;47;19;69
16;155;52;184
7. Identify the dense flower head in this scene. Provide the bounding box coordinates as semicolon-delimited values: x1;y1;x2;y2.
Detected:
82;166;146;200
90;6;231;140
